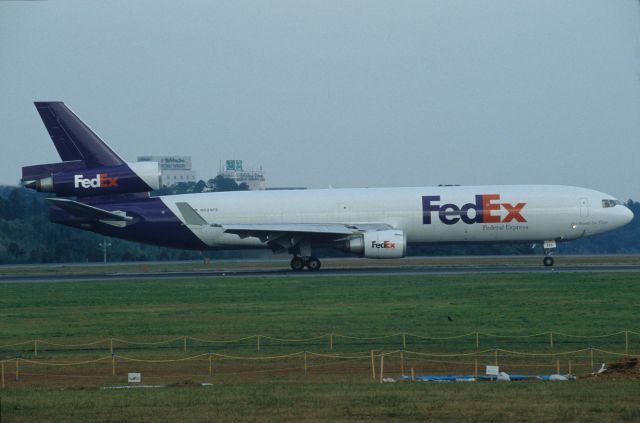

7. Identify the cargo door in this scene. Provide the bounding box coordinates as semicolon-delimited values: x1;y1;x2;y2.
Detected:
579;198;589;218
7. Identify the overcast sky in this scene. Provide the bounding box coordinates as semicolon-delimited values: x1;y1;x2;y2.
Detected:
1;1;640;200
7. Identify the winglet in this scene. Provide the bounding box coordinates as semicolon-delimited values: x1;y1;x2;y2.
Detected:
176;202;208;226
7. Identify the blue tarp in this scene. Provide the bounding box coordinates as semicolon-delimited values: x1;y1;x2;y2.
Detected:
399;374;573;382
478;375;537;381
403;375;476;382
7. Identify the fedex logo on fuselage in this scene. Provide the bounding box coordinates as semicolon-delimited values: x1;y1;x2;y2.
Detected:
422;194;526;225
73;174;119;189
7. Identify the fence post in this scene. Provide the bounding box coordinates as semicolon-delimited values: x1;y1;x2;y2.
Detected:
556;359;560;375
257;335;261;351
625;330;629;356
110;338;113;355
549;332;554;349
183;336;187;353
589;346;594;372
370;350;376;380
304;351;308;378
411;367;415;382
208;352;212;377
379;353;384;384
400;349;405;377
402;333;406;349
474;359;478;378
330;334;333;351
494;348;498;366
15;357;19;382
34;339;38;357
112;353;116;377
476;332;479;349
568;360;572;375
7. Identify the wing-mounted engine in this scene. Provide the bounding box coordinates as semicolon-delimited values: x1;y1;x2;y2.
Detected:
337;230;407;259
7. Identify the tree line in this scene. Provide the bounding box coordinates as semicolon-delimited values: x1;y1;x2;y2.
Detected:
0;183;637;264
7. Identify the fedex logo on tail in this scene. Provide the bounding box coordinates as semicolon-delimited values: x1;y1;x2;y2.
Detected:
422;194;526;225
74;174;119;189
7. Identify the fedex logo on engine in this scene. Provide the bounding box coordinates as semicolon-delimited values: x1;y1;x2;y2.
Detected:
371;240;396;249
422;194;526;225
74;174;119;189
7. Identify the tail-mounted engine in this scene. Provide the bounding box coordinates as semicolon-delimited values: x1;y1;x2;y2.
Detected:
23;161;160;197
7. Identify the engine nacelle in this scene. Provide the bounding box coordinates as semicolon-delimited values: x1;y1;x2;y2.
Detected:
338;230;407;259
23;161;160;197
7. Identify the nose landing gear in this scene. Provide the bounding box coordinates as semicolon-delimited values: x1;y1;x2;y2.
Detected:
542;240;556;267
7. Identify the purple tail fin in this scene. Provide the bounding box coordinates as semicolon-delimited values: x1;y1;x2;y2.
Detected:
24;102;161;196
34;102;124;167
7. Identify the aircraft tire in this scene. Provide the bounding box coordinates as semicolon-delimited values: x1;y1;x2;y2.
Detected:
306;257;321;271
290;256;305;271
543;256;554;267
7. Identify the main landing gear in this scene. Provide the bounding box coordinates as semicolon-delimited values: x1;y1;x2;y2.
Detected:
287;239;321;271
542;240;557;267
290;256;321;272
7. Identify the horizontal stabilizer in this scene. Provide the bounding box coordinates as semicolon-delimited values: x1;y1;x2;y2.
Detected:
47;198;131;222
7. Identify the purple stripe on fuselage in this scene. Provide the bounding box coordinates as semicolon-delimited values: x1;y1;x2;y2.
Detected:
49;196;207;250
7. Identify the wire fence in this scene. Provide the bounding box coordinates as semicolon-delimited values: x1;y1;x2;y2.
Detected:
1;330;638;388
1;347;634;389
1;330;638;358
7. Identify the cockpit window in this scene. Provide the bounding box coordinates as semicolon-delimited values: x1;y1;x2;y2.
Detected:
602;199;621;208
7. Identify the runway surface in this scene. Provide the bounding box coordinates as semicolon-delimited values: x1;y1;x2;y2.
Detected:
2;263;640;283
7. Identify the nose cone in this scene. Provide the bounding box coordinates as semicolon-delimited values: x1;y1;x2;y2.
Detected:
621;205;634;226
609;205;634;229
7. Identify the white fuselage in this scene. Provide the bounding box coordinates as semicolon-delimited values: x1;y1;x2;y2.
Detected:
159;185;633;249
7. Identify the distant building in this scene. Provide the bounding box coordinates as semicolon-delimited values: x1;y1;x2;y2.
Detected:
137;155;197;187
218;160;266;191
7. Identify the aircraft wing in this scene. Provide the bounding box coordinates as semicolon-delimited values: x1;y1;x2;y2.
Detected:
47;198;132;222
174;202;391;246
223;223;368;239
221;223;392;247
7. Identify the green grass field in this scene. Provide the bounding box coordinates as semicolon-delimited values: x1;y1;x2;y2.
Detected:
2;271;640;422
3;382;640;422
